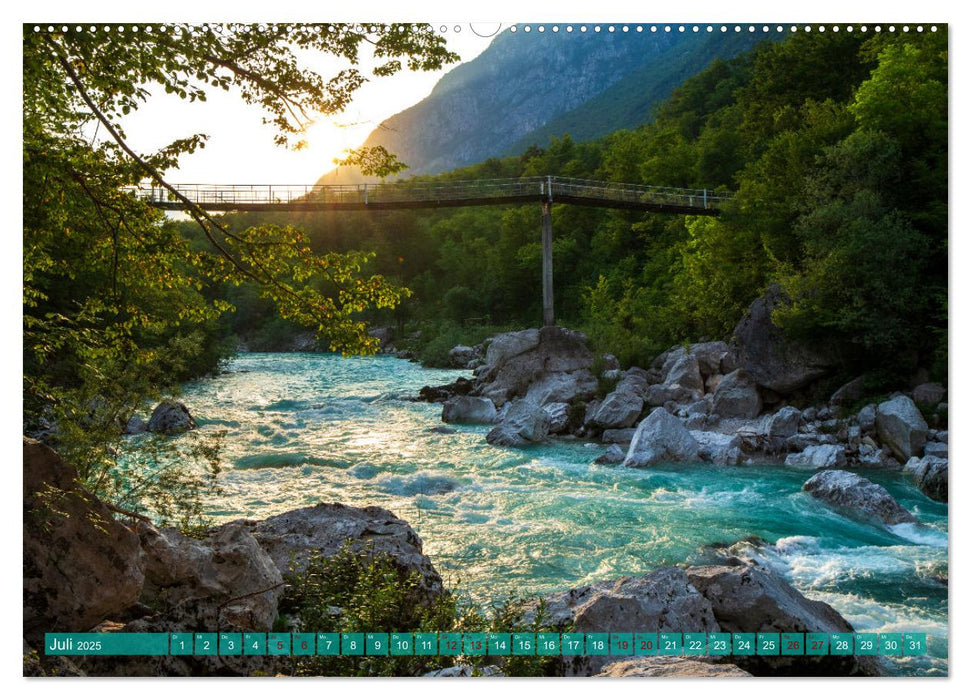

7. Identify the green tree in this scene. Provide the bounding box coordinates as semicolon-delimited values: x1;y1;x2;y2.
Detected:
23;23;457;512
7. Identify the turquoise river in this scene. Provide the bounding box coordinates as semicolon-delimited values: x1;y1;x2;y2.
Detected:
163;352;948;676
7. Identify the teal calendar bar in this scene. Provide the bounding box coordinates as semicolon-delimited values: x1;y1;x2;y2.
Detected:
45;633;169;656
41;631;934;657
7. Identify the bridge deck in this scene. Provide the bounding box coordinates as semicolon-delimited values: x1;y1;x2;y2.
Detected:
136;176;730;215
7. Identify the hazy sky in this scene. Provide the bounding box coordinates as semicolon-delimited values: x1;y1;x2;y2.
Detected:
118;24;502;185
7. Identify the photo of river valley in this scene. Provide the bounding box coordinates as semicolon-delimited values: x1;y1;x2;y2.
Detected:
23;19;949;681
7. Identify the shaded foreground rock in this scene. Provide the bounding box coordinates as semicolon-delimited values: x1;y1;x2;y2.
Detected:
596;657;751;677
147;400;196;434
686;564;882;676
23;438;145;644
527;567;719;676
136;521;283;631
248;503;444;604
528;562;881;677
802;470;917;526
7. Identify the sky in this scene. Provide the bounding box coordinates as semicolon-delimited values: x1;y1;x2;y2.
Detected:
117;24;502;186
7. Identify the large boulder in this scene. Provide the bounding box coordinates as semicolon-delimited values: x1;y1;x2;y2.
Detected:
903;456;948;503
441;396;497;425
784;444;847;469
912;382;946;406
136;521;283;631
689;341;732;377
875;396;928;461
247;503;445;605
686;563;881;676
663;351;705;399
528;568;720;676
147;400;196;434
588;387;644;429
624;408;700;468
23;438;145;644
523;370;598;406
596;657;751;677
731;285;834;394
802;470;917;525
418;377;474;403
475;327;595;407
711;370;762;420
762;406;801;438
485;398;551;447
368;326;394;349
829;376;867;406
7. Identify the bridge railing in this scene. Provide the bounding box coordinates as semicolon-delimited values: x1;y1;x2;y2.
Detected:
133;176;732;210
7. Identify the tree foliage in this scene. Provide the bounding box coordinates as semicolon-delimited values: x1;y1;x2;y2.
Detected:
23;23;457;507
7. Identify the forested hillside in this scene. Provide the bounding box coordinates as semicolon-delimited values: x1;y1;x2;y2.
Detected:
216;29;946;386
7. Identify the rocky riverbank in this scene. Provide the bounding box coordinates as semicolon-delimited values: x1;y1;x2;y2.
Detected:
23;436;888;677
421;287;948;515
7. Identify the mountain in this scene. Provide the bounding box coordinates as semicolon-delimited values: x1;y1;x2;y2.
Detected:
318;28;771;183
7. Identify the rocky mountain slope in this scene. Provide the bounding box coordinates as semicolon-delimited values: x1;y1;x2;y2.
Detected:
319;28;771;182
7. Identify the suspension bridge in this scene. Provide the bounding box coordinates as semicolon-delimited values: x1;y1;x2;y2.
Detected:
139;175;730;327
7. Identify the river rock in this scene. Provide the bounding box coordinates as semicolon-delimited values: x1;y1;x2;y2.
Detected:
711;370;762;420
589;387;644;429
857;404;877;433
600;353;621;372
136;520;283;631
691;430;742;465
528;567;719;676
23;438;145;644
523;369;598;406
731;284;834;394
875;395;928;460
147;400;196;434
802;470;916;525
663;352;705;398
594;444;626;464
624;408;700;468
124;415;148;435
419;376;474;403
903;456;948;503
424;665;504;677
441;396;497;424
485;398;550;447
368;326;394;349
785;444;846;469
247;502;444;604
830;376;867;406
924;441;948;459
475;327;595;407
912;382;946;406
762;406;801;438
686;563;880;675
595;657;751;677
543;402;571;434
601;428;636;446
446;345;480;369
689;341;731;377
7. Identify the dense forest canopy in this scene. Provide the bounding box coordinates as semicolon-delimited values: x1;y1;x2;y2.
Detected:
217;29;947;381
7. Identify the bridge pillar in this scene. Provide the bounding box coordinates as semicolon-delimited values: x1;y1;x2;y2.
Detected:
541;201;554;327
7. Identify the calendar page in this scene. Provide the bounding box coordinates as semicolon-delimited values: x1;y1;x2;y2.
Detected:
21;5;951;686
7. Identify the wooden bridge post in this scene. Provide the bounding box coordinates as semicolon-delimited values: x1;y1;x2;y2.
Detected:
541;199;554;327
